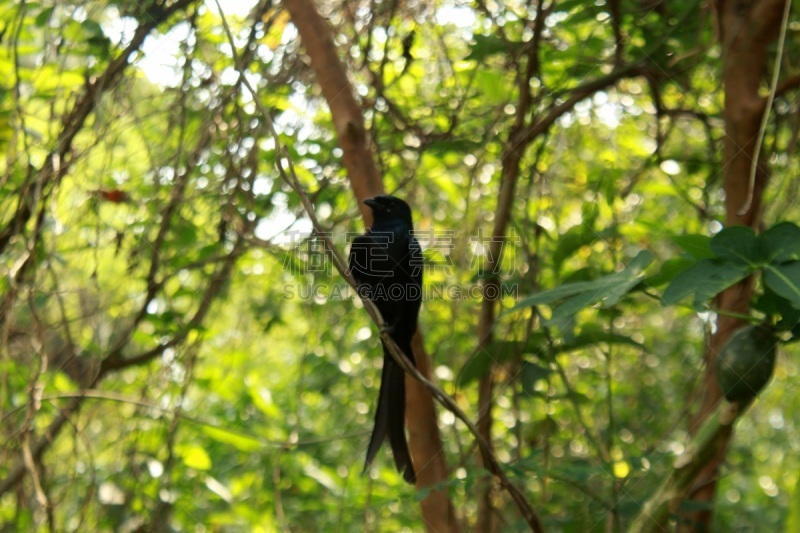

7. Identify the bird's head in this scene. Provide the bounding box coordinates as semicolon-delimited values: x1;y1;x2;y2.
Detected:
363;195;413;226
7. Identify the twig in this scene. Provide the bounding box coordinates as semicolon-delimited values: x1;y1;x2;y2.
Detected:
284;164;544;532
214;13;541;526
0;0;270;501
22;292;50;511
212;2;542;528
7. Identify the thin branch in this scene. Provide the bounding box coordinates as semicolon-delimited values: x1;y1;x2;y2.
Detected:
218;18;540;518
271;2;458;529
739;0;791;215
0;0;276;499
609;0;624;68
280;158;545;532
0;0;197;256
283;0;384;218
519;62;644;149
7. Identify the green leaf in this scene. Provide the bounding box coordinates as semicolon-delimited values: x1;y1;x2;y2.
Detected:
200;426;262;452
34;6;54;27
763;261;800;310
62;19;86;42
52;372;77;393
550;289;603;322
520;361;552;395
552;0;591;14
179;444;212;470
426;139;484;155
662;258;750;307
760;222;800;263
556;331;645;354
466;35;520;61
522;331;549;358
605;250;653;305
671;234;713;259
80;19;104;40
457;340;525;385
547;254;651;322
644;256;695;288
710;226;759;265
475;70;508;105
508;280;601;311
753;287;800;331
35;69;86;92
553;223;616;271
561;267;595;284
532;416;558;439
626;249;655;272
508;251;652;317
248;383;280;418
175;223;198;247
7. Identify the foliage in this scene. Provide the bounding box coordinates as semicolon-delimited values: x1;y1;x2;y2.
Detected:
1;0;799;531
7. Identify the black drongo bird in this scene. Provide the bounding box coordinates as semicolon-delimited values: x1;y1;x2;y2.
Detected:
348;195;422;484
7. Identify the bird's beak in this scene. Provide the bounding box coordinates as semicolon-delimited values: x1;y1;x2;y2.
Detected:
364;197;386;212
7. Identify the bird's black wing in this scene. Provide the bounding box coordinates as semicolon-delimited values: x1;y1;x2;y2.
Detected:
349;229;417;483
347;232;372;288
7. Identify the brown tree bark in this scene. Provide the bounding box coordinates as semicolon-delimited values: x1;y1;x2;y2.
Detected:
475;131;527;533
281;0;382;223
409;332;460;530
680;1;788;530
282;1;458;530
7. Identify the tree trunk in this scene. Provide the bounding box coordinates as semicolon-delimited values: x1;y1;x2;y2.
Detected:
283;1;458;530
679;1;787;529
